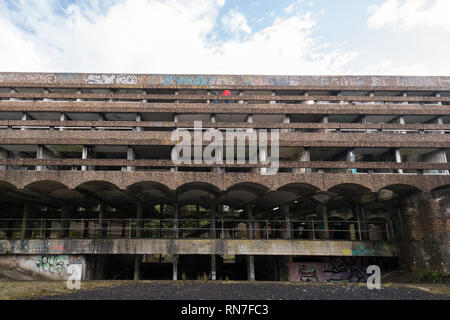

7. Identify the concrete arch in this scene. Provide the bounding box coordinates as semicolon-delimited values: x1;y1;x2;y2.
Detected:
271;175;324;191
24;180;69;195
0;180;17;191
219;182;269;209
277;183;320;196
176;182;221;208
430;184;450;193
327;183;372;196
377;183;423;195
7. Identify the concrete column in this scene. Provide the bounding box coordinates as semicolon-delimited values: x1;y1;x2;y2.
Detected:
98;202;106;238
20;201;32;240
319;204;330;239
207;90;211;104
135;113;143;132
59;113;67;131
76;89;84;102
36;145;53;171
126;146;135;172
393;115;406;134
246;114;254;133
82;146;94;171
239;91;244;104
281;204;293;239
346;148;356;174
395;148;403;174
0;147;8;171
436;116;445;135
171;114;179;173
270;91;276;104
211;254;217;280
61;206;70;238
210;200;217;238
173;203;179;238
210;199;217;280
21;112;31;130
423;148;449;175
436;92;442;106
282;114;290;133
294;148;310;174
247;255;255;281
9;88;19;101
402;92;408;105
246;204;254;239
134;255;142;281
172;254;178;280
136;201;143;238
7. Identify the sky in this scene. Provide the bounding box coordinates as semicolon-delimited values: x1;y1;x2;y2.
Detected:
0;0;449;76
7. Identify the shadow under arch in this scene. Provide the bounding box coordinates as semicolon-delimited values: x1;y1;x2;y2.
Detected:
0;180;17;192
219;182;270;209
176;182;221;208
75;180;120;192
378;183;422;195
25;180;69;195
430;184;450;193
277;183;320;196
328;183;372;197
127;181;174;206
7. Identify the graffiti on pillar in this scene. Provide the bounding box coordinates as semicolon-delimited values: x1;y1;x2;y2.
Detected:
288;257;368;283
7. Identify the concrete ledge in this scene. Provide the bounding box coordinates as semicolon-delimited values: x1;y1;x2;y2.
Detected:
0;239;399;257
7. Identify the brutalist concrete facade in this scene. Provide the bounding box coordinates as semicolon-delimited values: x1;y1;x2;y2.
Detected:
0;73;448;281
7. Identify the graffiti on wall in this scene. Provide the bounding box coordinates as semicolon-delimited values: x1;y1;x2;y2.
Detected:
35;255;68;274
1;72;450;89
288;257;369;283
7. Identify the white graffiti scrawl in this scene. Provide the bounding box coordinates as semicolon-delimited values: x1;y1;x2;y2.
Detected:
84;74;137;84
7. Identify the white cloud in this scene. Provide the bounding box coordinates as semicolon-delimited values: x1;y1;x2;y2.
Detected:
222;9;252;34
0;0;357;75
367;0;450;32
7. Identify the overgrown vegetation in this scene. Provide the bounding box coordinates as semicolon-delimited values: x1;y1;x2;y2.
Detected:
416;269;450;284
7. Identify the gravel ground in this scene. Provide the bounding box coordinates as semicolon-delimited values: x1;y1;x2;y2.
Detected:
37;281;450;300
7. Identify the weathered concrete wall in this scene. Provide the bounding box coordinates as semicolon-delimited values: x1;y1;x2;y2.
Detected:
0;255;84;281
399;188;450;272
0;239;399;257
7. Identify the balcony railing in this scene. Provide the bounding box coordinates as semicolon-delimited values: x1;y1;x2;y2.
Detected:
0;218;395;241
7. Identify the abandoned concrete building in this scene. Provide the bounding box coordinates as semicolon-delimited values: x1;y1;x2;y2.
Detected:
0;73;448;282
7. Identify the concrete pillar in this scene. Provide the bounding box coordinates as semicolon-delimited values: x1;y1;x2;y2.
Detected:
134;254;142;281
281;204;293;239
346;148;356;174
98;202;106;238
436;116;445;135
246;114;254;133
436;92;442;106
259;145;267;175
21;112;31;130
402;92;408;105
294;148;310;174
136;201;143;238
210;254;217;281
76;89;84;102
9;88;19;101
20;201;32;240
61;206;70;238
423;148;449;175
135;113;143;132
238;91;244;104
82;146;94;171
246;204;254;239
395;148;403;174
36;145;53;171
210;200;217;238
126;146;135;172
282;114;290;133
172;254;178;280
0;147;8;171
270;91;276;104
247;255;255;281
173;203;179;238
319;204;330;239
